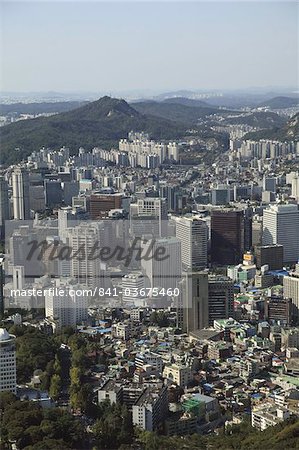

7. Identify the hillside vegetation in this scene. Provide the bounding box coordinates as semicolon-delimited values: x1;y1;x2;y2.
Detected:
0;97;186;165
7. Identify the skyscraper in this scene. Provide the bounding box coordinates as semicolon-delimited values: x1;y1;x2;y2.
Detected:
291;175;299;202
180;271;209;333
175;216;208;270
12;168;30;220
0;176;10;239
141;236;181;291
68;222;103;288
211;209;245;265
208;275;234;325
262;204;299;264
130;197;167;237
0;329;16;394
283;270;299;322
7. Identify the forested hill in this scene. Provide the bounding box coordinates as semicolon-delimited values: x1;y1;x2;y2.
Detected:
0;97;186;165
244;113;299;141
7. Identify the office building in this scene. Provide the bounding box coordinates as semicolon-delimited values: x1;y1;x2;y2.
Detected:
29;185;46;212
264;295;292;325
45;279;88;327
291;176;299;202
68;222;103;288
254;244;283;270
0;329;16;394
208;275;234;325
122;272;145;303
262;204;299;264
0;256;4;317
181;271;209;333
90;193;122;219
44;180;63;208
0;176;9;239
283;271;299;322
12;266;25;291
211;209;245;265
211;188;230;206
130;197;167;237
263;177;276;193
12;168;30;220
175;216;208;269
141;237;181;291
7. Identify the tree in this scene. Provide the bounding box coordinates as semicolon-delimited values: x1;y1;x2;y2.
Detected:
49;374;61;401
0;391;16;412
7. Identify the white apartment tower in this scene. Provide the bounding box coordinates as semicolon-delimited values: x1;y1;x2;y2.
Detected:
262;204;299;264
0;329;16;394
12;168;30;220
175;216;208;269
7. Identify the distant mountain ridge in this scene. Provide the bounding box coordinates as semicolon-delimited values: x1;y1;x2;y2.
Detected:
133;101;221;125
257;96;299;109
0;101;88;116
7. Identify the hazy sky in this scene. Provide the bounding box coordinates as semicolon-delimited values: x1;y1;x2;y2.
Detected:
0;1;298;93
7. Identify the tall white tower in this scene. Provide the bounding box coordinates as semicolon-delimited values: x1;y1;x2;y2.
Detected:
12;168;30;220
175;216;208;270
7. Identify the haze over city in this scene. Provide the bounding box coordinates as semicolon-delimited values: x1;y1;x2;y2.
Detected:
1;1;298;93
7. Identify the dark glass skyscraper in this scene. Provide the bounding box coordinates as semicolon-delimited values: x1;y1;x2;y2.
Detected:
211;209;245;265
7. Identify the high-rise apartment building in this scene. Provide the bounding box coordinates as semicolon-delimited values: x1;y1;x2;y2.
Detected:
12;168;30;220
0;329;16;394
211;209;245;265
262;204;299;264
175;216;208;270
